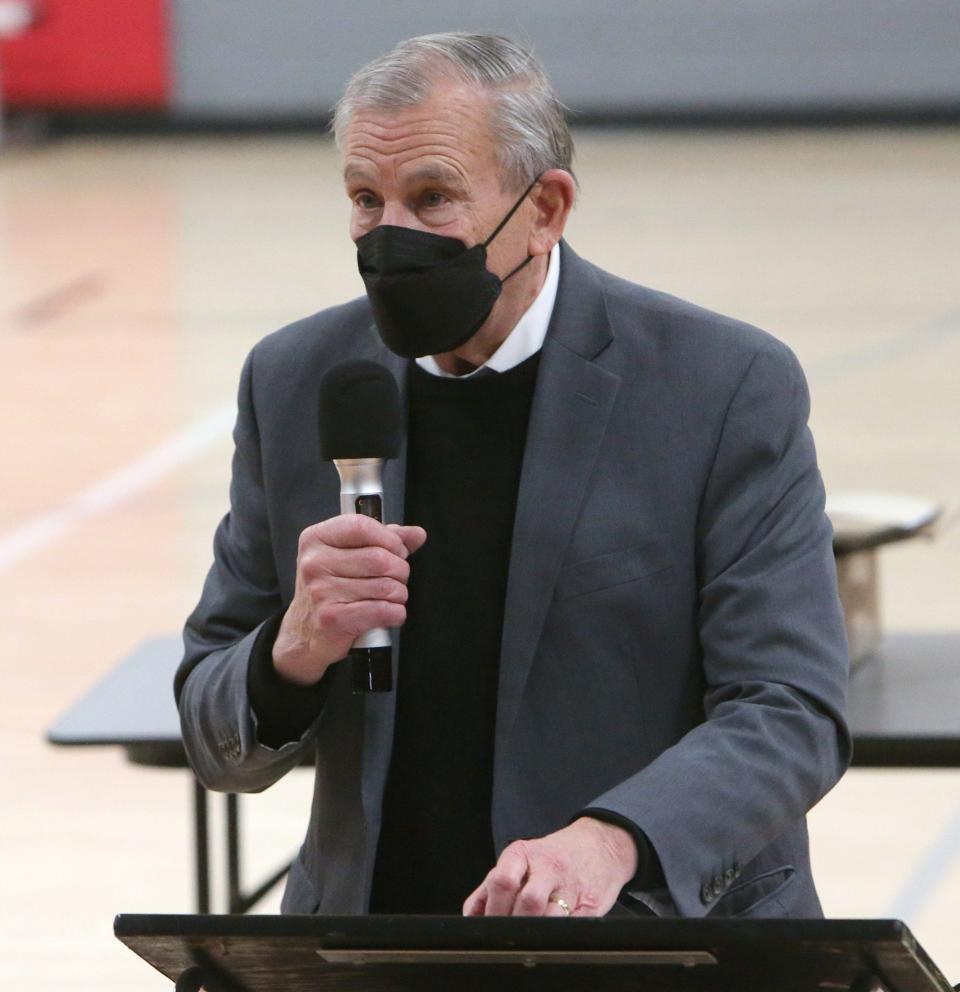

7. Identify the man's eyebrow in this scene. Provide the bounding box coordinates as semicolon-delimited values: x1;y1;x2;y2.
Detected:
343;164;374;185
405;165;468;192
342;162;469;192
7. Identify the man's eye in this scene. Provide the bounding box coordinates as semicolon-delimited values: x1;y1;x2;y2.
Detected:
354;192;380;209
421;191;448;208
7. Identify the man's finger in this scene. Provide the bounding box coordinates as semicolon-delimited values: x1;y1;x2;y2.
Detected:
326;575;409;605
543;893;575;917
386;523;427;556
462;885;487;917
481;844;529;916
306;515;410;558
333;600;407;636
512;872;558;917
315;545;411;582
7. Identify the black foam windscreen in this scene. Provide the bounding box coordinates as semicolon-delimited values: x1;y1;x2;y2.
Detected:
318;360;401;460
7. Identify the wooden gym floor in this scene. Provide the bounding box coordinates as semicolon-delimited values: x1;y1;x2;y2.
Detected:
0;127;958;988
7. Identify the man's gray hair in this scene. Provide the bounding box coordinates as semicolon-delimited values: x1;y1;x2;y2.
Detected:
332;32;574;192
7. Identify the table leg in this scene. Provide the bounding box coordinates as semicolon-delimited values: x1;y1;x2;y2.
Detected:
174;965;205;992
175;955;244;992
193;776;210;913
225;790;294;913
227;792;241;913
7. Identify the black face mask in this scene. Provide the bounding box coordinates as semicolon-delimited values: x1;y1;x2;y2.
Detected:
355;177;539;358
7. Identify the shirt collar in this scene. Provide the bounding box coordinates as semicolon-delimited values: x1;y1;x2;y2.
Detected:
416;242;560;379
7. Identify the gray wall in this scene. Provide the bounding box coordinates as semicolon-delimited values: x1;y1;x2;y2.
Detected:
171;1;960;118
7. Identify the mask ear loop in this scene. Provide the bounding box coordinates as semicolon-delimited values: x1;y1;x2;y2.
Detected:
482;174;542;248
502;252;535;282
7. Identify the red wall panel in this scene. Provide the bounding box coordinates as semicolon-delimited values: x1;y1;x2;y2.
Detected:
0;0;169;108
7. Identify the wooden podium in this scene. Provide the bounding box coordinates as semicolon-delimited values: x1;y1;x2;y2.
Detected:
114;914;957;992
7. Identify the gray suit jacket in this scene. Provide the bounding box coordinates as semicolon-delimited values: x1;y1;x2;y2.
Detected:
176;242;850;919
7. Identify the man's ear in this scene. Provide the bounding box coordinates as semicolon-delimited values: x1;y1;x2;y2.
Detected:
527;169;576;256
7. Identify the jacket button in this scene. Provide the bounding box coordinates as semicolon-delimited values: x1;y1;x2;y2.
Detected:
733;862;742;879
700;883;715;905
712;877;724;898
724;868;736;885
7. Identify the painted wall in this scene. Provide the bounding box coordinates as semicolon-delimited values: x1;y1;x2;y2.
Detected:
170;1;960;118
0;0;168;107
3;2;959;116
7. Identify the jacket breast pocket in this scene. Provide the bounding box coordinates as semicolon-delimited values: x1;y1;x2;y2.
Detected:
554;542;673;601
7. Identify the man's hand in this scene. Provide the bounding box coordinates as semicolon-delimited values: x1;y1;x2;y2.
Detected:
462;817;638;917
272;515;427;685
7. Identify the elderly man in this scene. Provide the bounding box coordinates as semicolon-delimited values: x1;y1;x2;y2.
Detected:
176;32;849;920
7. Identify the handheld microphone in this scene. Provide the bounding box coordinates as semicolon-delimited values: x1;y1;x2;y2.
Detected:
318;359;402;693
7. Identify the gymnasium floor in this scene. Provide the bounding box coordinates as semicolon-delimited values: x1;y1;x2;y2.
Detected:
1;127;958;989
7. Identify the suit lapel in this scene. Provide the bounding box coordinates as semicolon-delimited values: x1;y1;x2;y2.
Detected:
496;245;622;755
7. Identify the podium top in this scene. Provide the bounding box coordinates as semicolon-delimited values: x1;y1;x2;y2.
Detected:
114;914;954;992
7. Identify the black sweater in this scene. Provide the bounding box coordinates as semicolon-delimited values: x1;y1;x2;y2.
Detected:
369;355;541;913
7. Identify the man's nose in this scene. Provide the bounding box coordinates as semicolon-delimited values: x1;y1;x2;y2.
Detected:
379;201;421;229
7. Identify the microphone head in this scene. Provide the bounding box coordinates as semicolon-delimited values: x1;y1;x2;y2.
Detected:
318;359;401;460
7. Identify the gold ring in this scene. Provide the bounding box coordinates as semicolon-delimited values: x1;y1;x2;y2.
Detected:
551;896;572;916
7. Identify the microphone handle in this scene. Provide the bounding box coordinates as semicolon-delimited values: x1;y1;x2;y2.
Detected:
336;459;393;693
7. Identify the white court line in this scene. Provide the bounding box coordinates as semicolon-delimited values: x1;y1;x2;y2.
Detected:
886;800;960;922
0;404;235;574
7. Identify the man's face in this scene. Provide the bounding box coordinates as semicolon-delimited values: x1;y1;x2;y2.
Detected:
342;79;534;282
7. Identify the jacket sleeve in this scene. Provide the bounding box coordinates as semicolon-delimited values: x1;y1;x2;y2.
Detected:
585;338;851;916
175;346;322;793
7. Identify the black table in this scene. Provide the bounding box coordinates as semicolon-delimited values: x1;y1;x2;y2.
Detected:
48;630;960;913
46;635;291;914
848;631;960;767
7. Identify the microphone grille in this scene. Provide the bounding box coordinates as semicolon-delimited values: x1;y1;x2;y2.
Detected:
318;360;401;460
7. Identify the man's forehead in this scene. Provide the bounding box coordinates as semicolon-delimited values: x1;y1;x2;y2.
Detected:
341;82;497;178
